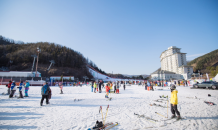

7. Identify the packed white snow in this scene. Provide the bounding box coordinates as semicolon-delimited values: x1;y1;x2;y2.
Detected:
0;84;218;130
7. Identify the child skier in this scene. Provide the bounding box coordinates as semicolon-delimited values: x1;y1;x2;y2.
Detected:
59;82;63;94
170;84;181;120
24;80;30;97
9;81;16;98
17;81;24;98
105;84;110;98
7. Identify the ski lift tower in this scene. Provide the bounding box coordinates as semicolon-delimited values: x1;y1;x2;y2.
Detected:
46;60;55;82
35;47;41;77
31;54;37;74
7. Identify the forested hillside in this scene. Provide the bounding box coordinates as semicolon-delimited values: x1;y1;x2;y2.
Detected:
187;49;218;76
0;35;106;79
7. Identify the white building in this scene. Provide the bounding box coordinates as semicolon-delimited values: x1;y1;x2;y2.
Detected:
0;71;41;77
151;46;193;80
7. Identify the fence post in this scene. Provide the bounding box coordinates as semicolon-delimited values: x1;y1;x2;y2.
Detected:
1;77;3;85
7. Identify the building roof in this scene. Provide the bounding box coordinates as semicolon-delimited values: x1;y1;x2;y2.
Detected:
151;70;176;75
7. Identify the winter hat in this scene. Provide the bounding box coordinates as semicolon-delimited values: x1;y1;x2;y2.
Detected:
170;84;176;90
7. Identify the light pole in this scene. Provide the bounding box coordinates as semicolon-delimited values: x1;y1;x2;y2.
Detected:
35;47;41;77
31;54;37;74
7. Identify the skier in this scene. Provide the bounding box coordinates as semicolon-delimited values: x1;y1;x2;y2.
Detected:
24;80;30;97
9;81;16;98
123;81;125;90
7;81;12;95
102;82;105;89
94;81;97;93
170;84;181;120
114;84;116;93
116;81;120;94
41;82;51;106
151;81;154;91
147;81;150;90
98;81;102;93
105;83;110;98
17;81;24;98
91;81;94;92
59;82;63;94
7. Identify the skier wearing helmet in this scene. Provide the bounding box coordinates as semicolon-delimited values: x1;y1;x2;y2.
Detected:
170;84;181;120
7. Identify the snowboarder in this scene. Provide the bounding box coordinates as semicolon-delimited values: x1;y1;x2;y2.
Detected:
7;81;12;95
41;82;51;106
17;81;24;98
9;81;16;98
170;84;181;120
24;80;30;97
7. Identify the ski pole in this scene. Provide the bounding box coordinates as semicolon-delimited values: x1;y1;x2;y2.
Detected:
167;96;168;118
100;106;104;126
155;112;167;118
103;105;109;125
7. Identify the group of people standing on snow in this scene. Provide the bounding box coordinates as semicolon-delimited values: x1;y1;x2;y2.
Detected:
90;81;104;93
7;80;30;98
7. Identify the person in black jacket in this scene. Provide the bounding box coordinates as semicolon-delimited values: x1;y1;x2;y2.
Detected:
40;82;51;106
98;81;102;93
123;81;126;90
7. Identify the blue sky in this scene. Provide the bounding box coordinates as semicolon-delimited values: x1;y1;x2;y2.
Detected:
0;0;217;75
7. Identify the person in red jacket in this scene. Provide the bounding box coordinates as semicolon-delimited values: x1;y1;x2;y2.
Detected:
7;81;12;95
105;84;110;98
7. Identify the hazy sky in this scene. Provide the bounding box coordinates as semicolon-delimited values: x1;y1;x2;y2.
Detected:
0;0;217;75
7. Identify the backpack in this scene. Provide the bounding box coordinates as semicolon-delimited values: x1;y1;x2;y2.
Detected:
95;120;103;128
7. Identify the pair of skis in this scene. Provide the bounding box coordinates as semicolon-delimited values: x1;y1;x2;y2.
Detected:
106;97;112;101
74;99;84;102
204;101;215;106
134;113;157;124
150;103;169;108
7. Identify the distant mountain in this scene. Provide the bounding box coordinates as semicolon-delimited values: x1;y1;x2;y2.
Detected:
187;49;218;77
0;35;106;79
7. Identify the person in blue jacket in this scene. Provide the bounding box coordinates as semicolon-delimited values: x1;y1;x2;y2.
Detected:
9;81;16;98
41;82;51;106
17;81;24;98
24;80;30;97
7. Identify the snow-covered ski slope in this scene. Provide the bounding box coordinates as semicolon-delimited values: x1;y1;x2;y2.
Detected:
87;65;143;82
0;85;218;130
